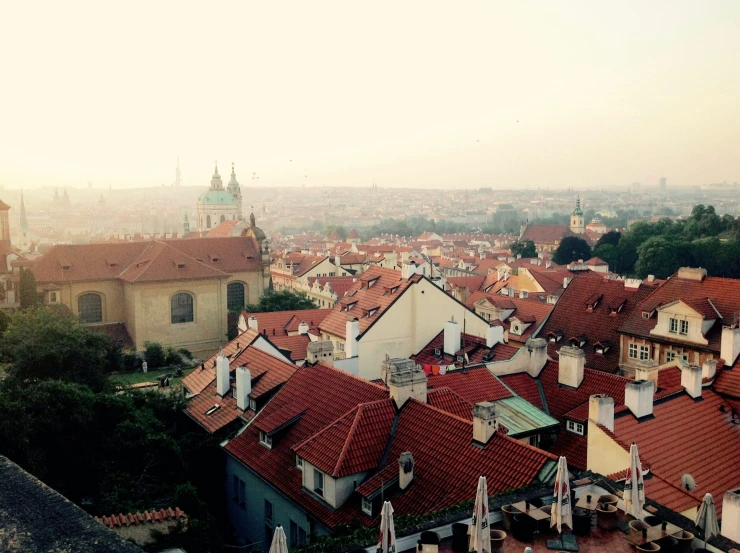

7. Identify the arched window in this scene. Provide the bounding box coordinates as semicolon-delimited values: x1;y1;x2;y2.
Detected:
171;292;194;324
220;215;225;223
78;293;103;324
206;215;211;228
227;282;246;312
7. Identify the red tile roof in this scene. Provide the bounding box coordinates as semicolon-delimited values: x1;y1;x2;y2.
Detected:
412;331;520;368
499;373;544;410
96;507;185;528
293;255;329;277
246;309;332;338
426;388;474;420
30;236;262;284
426;366;513;405
269;334;310;362
307;276;357;297
550;429;588;471
87;322;134;349
206;219;239;237
541;273;655;372
613;391;740;517
319;267;420;339
446;275;486;292
184;380;244;433
520;225;572;244
466;292;554;343
294;400;397;477
620;273;740;358
714;358;740;399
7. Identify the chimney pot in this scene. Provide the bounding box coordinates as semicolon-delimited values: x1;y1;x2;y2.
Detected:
557;346;585;388
247;316;258;331
486;325;504;348
444;320;462;356
625;380;654;418
216;354;230;397
472;401;497;445
235;366;251;410
345;317;360;358
398;452;414;490
702;359;717;380
681;364;703;399
388;359;427;407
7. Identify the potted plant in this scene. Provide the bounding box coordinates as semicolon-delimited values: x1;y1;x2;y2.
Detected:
674;530;694;552
490;529;507;553
596;503;619;530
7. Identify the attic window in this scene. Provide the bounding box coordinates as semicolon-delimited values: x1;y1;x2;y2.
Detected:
362;496;373;516
368;278;379;288
205;404;220;416
566;420;584;435
391;286;399;294
595;342;610;355
456;355;464;363
434;347;441;356
259;431;273;449
60;261;71;270
211;256;220;263
347;290;357;297
368;308;378;317
642;311;653;319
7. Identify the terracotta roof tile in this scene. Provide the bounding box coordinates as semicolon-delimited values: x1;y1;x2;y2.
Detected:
714;358;740;399
520;225;573;244
269;334;311;362
96;507;186;528
499;373;544;410
245;309;332;338
550;429;588;471
412;331;520;368
426;365;513;404
426;388;474;420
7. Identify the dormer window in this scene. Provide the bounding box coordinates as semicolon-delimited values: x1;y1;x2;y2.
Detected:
259;431;273;449
368;308;378;317
176;262;186;269
456;355;464;363
362;496;373;516
368;278;379;288
434;347;441;356
566;420;584;435
296;456;303;471
642;311;652;319
249;398;257;411
680;320;689;335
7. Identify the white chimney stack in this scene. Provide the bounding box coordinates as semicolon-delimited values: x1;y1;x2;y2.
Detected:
722;488;740;543
721;325;740;366
401;262;414;280
472;402;498;445
298;321;309;335
398;452;414;491
625;380;654;419
345;317;360;358
216;353;230;397
557;346;585;388
235;366;251;410
486;324;504;348
388;361;427;407
588;394;614;432
444;320;462;356
681;364;703;399
247;316;258;331
702;359;717;380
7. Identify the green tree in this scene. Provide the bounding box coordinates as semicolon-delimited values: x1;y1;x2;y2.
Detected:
510;240;537;258
245;290;318;313
144;341;167;368
634;237;692;279
596;230;622;248
0;307;117;392
552;236;592;265
0;310;9;335
19;267;40;309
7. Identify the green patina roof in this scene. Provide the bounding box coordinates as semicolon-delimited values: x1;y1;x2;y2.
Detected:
493;396;559;438
198;190;237;205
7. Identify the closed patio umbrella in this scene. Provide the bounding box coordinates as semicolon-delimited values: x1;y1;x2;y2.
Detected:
695;493;719;548
550;456;572;534
377;501;397;553
269;524;288;553
469;475;491;553
624;442;645;519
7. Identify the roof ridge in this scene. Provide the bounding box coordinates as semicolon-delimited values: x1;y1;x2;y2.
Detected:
406;398;472;425
293;405;359;454
332;403;367;476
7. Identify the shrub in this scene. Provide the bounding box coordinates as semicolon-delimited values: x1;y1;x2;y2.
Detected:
178;348;193;360
143;341;166;369
164;346;181;367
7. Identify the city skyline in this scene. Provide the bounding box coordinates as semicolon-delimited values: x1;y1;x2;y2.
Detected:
2;1;740;190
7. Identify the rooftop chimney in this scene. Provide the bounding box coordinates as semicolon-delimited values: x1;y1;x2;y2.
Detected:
563;277;572;288
398;452;414;491
702;359;717;380
721;325;740;366
307;340;334;365
722;488;740;543
589;394;614;432
472;402;498;445
625;380;654;419
297;321;309;335
681;364;702;399
346;317;360;358
677;267;707;281
444;320;462;356
624;278;642;289
401;262;414;280
247;316;258;331
389;361;427;408
486;324;504;348
235;366;251;410
526;338;548;377
558;346;585;388
216;353;230;397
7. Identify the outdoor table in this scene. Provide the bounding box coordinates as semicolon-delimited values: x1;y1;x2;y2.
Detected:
575;495;600;511
624;521;683;546
511;500;550;521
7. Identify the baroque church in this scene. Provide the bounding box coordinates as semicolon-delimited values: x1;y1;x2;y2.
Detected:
197;162;243;231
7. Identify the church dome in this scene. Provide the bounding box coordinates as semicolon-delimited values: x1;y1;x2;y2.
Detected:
198;189;237;206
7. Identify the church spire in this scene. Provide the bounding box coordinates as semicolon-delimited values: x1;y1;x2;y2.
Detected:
19;190;28;231
228;162;240;188
210;161;223;190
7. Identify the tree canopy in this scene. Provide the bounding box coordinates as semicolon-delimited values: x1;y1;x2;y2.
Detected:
244;289;318;313
510;240;537;258
552;236;592;265
19;267;40;309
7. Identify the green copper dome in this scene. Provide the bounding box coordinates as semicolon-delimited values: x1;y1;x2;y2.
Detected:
198;190;237;205
227;163;240;191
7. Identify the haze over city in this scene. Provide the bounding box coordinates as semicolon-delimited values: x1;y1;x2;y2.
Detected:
2;0;740;190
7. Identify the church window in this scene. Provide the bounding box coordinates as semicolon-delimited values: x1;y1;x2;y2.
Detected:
171;292;194;324
227;282;246;312
220;215;225;223
206;215;211;228
78;293;103;324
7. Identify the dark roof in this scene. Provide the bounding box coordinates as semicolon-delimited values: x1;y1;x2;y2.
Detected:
0;455;144;553
541;273;655;372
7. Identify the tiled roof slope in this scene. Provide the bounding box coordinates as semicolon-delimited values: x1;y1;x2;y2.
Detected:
269;334;311;362
620;273;740;357
185;380;243;433
319;267;420;339
465;292;554;343
446;276;486;292
412;332;520;368
294;400;396;477
426;388;475;420
714;358;740;399
426;366;513;405
499;373;544;410
550;429;587;471
613;390;740;517
96;507;186;529
246;309;332;337
224;364;388;528
31;236;262;284
540;273;655;372
307;276;357;297
520;225;572;244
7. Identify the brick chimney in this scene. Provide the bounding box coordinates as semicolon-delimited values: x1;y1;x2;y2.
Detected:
216;353;230;397
721;325;740;366
398;452;414;491
235;366;251;410
588;394;614;432
558;346;585;388
345;317;360;358
247;316;258;331
472;402;498;445
681;364;702;399
625;380;654;419
444;320;461;356
389;361;427;408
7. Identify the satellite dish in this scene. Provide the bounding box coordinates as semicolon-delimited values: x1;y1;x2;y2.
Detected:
681;473;698;491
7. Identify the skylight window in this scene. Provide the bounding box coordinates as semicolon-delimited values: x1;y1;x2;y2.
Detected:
205;404;220;416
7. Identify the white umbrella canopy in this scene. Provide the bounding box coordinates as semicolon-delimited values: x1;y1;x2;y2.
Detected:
377;501;397;553
695;493;719;547
624;442;646;519
550;456;572;534
269;524;289;553
469;475;491;553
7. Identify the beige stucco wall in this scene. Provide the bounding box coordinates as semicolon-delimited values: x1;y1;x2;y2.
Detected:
586;420;630;475
60;280;127;324
227;270;265;306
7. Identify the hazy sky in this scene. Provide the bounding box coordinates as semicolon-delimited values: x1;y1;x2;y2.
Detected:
2;1;739;190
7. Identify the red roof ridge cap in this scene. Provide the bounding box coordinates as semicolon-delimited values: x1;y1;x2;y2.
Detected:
293;404;361;454
332;403;368;476
499;432;559;461
406;397;472;425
